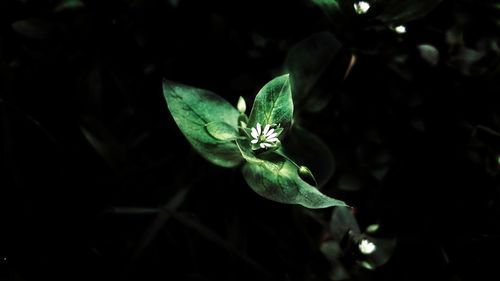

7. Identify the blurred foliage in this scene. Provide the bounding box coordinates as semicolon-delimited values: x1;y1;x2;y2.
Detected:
1;0;500;281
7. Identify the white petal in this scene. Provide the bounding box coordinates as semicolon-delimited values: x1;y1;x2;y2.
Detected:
354;1;370;15
262;142;272;147
251;128;258;139
394;25;406;34
266;133;278;139
266;137;278;143
263;124;270;135
256;123;262;135
359;239;376;255
260;143;266;149
265;128;274;137
251;139;258;144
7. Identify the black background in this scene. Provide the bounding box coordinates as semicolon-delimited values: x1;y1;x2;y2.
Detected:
1;0;500;280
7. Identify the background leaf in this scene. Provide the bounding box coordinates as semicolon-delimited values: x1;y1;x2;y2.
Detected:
376;0;444;25
285;32;340;102
312;0;341;21
54;0;85;12
283;126;336;187
242;153;347;209
163;80;243;167
313;0;443;30
248;74;293;132
330;206;360;242
4;1;500;280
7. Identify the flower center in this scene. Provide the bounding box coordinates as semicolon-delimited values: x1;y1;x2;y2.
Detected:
249;122;281;150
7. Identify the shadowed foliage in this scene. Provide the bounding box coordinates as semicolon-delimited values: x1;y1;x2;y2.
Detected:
1;0;500;281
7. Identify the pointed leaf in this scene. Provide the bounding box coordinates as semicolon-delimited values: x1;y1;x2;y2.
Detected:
248;74;293;132
242;153;347;209
163;80;243;167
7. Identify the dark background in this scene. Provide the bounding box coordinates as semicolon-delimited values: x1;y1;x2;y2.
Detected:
1;0;500;280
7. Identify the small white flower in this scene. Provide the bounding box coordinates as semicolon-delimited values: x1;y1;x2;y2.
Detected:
394;25;407;34
250;123;280;149
359;239;376;255
354;1;371;15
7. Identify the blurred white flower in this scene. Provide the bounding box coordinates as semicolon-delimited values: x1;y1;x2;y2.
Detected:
354;1;371;15
394;25;407;34
359;239;376;255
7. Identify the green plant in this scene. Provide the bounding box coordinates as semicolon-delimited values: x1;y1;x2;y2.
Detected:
163;74;347;209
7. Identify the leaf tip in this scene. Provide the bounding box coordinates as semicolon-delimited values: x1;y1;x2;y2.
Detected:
162;79;173;93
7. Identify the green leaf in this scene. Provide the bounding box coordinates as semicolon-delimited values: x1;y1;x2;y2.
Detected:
312;0;340;15
205;121;239;141
312;0;339;5
376;0;443;25
11;18;52;40
248;74;293;132
366;224;380;234
285;32;351;113
242;153;347;209
315;0;442;27
329;206;360;242
163;80;243;168
283;126;335;187
236;138;263;164
417;44;440;66
285;32;341;105
54;0;85;12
